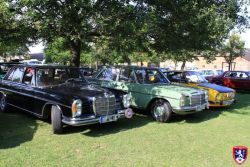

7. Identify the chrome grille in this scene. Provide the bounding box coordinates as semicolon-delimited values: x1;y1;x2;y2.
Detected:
93;96;116;116
191;93;206;106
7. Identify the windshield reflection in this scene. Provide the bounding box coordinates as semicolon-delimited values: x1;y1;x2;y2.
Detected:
186;71;208;83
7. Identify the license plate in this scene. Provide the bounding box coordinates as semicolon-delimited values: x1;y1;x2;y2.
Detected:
99;115;118;123
223;101;233;106
196;105;203;111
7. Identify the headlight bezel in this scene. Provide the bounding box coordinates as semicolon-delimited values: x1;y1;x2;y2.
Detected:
122;93;131;108
180;94;191;107
71;99;82;118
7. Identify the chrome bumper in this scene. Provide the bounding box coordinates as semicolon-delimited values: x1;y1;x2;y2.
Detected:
173;103;209;115
62;108;132;126
221;99;235;106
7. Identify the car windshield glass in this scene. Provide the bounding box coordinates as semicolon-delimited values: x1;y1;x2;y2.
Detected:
186;71;208;83
134;69;170;84
216;70;224;75
37;68;86;87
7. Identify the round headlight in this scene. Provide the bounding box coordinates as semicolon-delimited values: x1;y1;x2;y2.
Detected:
71;99;82;118
122;94;131;108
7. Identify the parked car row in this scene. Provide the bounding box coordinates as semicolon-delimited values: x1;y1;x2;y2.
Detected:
1;64;247;134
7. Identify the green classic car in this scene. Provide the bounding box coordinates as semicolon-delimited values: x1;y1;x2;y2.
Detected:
89;66;209;122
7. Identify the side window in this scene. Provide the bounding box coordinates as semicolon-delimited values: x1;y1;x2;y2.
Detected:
11;67;25;82
167;72;183;81
23;68;35;85
225;72;236;78
237;72;248;79
36;68;54;87
97;68;118;81
134;69;146;84
119;69;134;82
4;67;15;80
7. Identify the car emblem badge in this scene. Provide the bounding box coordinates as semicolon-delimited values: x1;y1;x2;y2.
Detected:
233;146;248;165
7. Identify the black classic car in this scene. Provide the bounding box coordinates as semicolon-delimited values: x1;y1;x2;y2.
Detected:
0;65;133;134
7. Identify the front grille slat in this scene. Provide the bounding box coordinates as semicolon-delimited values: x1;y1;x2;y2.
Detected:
191;93;206;106
94;96;116;116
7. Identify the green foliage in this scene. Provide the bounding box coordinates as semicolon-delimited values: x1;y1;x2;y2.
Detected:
0;0;34;57
4;0;250;66
220;33;245;71
44;38;71;65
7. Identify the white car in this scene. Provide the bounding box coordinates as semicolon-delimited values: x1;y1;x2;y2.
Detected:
22;59;42;65
198;69;224;78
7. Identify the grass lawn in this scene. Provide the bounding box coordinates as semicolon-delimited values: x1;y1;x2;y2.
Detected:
0;93;250;167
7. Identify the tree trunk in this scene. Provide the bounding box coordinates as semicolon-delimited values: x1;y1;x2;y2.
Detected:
124;54;131;65
174;61;178;70
181;61;186;70
70;40;81;67
228;59;232;71
140;60;143;66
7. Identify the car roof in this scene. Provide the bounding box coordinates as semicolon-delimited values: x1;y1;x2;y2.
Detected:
101;65;162;70
11;64;79;69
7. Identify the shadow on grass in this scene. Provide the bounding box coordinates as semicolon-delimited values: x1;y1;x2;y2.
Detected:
224;93;250;115
170;108;223;124
0;107;37;149
62;114;152;137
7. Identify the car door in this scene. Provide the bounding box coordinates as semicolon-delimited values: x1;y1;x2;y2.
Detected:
223;72;238;88
19;67;39;114
236;72;250;90
2;67;27;109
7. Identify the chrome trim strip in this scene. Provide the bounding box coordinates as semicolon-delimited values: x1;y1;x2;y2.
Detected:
62;112;126;126
7;103;43;118
173;102;208;112
0;87;71;109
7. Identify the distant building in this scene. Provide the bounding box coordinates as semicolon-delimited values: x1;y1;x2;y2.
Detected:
159;48;250;71
192;48;250;71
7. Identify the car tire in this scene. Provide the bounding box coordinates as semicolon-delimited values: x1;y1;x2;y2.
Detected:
51;105;63;134
150;99;172;122
0;94;7;113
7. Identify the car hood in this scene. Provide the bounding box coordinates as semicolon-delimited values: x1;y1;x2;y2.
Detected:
197;83;234;93
43;83;113;100
151;83;204;98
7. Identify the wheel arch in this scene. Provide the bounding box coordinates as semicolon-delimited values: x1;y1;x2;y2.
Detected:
42;103;63;119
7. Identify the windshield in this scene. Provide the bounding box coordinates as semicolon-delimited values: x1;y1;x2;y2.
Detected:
216;70;224;75
36;68;86;87
186;71;208;83
134;69;170;84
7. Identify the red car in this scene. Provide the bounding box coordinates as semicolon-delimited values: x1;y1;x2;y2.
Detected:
208;71;250;90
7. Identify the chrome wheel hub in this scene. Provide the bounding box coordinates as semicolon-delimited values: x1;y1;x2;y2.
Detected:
154;106;165;118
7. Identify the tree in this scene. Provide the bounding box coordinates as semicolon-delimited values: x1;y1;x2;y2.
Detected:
6;0;249;67
145;0;249;64
220;33;245;71
0;0;35;59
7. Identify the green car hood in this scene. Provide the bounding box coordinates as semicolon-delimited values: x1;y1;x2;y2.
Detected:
150;84;203;99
